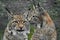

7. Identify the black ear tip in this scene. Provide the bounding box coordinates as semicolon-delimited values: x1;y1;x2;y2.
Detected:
37;3;40;7
5;7;10;13
5;7;8;10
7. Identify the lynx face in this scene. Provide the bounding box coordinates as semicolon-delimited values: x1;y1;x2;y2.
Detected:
8;15;29;32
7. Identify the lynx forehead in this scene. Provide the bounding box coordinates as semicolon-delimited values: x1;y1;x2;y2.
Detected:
13;15;23;20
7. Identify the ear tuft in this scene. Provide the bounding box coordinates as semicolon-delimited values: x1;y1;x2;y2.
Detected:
5;7;11;13
5;7;13;20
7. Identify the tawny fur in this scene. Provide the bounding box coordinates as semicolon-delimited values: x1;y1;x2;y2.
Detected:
31;12;57;40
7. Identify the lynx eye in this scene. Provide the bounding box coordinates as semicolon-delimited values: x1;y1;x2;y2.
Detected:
14;21;18;23
23;21;26;23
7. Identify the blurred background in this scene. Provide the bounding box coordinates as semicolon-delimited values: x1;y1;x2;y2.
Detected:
0;0;60;40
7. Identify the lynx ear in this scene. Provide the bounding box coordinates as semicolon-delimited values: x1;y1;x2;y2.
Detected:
5;7;13;20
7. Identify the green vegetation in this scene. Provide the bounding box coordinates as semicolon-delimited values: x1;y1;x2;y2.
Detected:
28;25;35;40
0;30;4;40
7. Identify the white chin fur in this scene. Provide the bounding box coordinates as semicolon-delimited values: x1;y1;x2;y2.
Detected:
8;30;11;33
12;30;16;35
37;24;41;28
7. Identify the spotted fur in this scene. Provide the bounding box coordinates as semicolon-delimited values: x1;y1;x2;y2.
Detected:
31;11;57;40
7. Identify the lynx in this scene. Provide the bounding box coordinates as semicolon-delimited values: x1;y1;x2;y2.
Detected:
3;8;30;40
31;11;57;40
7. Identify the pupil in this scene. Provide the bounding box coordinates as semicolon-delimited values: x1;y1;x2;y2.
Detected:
14;21;18;23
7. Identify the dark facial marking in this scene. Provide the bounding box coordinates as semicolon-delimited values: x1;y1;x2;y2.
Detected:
14;21;18;23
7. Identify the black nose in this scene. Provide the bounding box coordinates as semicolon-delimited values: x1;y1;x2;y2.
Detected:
20;27;23;30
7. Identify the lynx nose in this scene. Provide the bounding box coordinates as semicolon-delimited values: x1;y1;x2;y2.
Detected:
19;24;24;27
19;24;24;29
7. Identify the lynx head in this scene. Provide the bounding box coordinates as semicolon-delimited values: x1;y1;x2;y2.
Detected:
5;7;30;33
